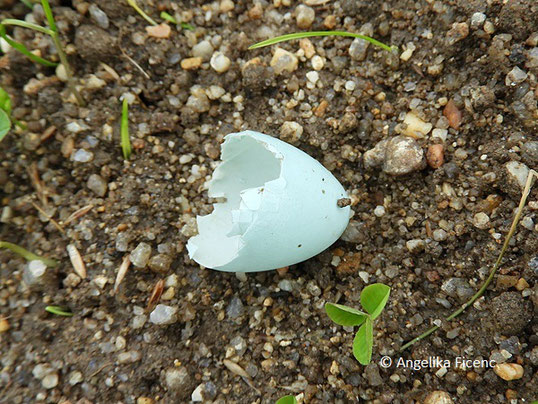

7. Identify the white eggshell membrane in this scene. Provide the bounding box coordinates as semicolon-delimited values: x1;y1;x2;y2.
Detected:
187;130;350;272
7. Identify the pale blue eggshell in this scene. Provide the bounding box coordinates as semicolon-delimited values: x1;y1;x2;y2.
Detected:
187;130;350;272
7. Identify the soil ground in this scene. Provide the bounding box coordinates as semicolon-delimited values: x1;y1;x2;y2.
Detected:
1;0;538;403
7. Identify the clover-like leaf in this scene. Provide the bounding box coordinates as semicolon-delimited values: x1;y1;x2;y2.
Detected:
360;283;390;320
0;109;11;142
353;317;373;365
276;395;297;404
325;302;368;327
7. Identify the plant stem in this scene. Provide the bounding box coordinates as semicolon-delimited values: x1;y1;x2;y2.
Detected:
0;241;57;267
400;170;537;352
249;30;396;52
2;19;52;35
50;31;84;106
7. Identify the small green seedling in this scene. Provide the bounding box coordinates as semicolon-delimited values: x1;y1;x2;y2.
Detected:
0;86;27;141
325;283;390;365
120;98;131;160
0;87;11;141
126;0;158;26
0;241;57;267
45;305;73;317
160;12;194;31
20;0;34;8
249;30;396;52
1;0;84;105
275;395;297;404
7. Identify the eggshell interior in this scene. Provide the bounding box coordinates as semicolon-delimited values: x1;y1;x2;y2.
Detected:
187;130;350;272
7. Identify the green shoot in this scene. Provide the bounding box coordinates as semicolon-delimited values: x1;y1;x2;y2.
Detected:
276;396;297;404
160;11;177;24
0;241;58;267
0;86;26;139
20;0;35;8
249;31;396;52
45;305;73;317
325;283;390;365
400;170;538;351
0;24;56;66
126;0;158;26
121;98;131;160
0;1;85;106
0;110;10;141
160;11;194;30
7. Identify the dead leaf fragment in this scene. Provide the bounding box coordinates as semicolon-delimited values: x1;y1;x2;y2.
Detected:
67;244;86;279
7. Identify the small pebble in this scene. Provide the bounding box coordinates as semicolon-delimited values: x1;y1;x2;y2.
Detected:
505;66;527;86
280;121;303;143
72;149;94;163
150;304;178;325
505;161;530;190
494;363;524;381
349;38;369;61
383;136;426;176
311;55;324;70
88;4;109;29
130;242;152;268
210;52;231;73
427;144;445;169
295;4;315;29
470;12;486;29
473;212;490;229
226;297;244;319
42;372;59;389
443;100;462;130
270;48;298;74
402;112;432;138
87;174;107;197
192;40;214;60
146;23;171;39
181;57;203;70
423;391;454;404
374;205;385;217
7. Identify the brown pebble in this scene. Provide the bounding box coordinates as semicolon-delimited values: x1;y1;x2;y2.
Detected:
314;99;329;117
323;15;336;29
505;389;517;400
276;267;289;276
248;3;263;19
443;100;462;130
494;363;524;381
425;271;440;282
145;23;171;38
0;317;10;333
426;144;444;169
181;57;203;70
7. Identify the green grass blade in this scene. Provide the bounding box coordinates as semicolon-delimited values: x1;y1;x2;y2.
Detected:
0;241;58;267
121;98;131;160
325;302;368;327
360;283;390;320
126;0;158;26
20;0;35;9
0;110;11;141
1;18;52;35
249;31;395;52
0;25;57;67
353;318;373;365
160;11;177;25
40;0;57;32
0;87;12;114
180;22;194;31
276;395;297;404
45;305;73;317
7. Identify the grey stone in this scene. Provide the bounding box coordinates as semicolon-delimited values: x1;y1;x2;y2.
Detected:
130;242;152;268
150;304;178;325
383;136;426;176
87;174;107;197
226;297;244;319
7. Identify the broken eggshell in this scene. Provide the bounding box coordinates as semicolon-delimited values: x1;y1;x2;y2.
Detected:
187;130;350;272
